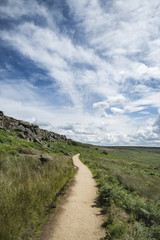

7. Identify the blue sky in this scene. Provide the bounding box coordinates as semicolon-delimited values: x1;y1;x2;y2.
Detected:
0;0;160;146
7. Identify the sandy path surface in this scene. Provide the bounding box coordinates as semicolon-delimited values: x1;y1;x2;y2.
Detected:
41;154;106;240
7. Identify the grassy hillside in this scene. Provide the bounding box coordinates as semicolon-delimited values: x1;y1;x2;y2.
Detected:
1;128;160;240
0;129;76;240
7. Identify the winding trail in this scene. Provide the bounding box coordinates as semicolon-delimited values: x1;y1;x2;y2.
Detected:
41;154;106;240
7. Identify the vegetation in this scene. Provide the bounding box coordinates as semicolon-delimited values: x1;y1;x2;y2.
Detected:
79;146;160;240
0;130;76;240
0;128;160;239
42;140;160;239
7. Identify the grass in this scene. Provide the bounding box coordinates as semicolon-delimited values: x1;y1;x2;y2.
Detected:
1;128;160;239
43;139;160;239
100;147;160;200
78;146;160;239
0;130;76;240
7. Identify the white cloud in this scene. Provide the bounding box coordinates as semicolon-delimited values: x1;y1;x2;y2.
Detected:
93;101;109;110
111;107;124;114
153;114;160;134
108;94;126;105
0;0;57;28
0;0;160;146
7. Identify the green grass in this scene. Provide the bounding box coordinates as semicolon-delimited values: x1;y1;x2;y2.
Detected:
78;146;160;240
99;147;160;200
1;128;160;239
0;130;76;240
45;140;160;239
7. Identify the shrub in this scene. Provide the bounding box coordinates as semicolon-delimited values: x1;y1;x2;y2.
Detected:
102;150;108;155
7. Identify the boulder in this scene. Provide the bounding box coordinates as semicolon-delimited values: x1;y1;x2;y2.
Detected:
16;125;26;132
18;132;26;139
39;154;52;163
32;126;41;135
19;120;31;128
34;138;46;147
25;128;34;136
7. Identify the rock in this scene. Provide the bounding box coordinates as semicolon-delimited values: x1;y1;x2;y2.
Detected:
31;124;39;128
19;149;34;155
39;154;52;163
19;120;31;128
34;138;46;147
0;110;68;144
0;120;3;127
65;152;72;156
16;125;26;132
50;137;55;142
33;126;41;135
18;132;26;139
0;111;4;116
28;135;35;142
25;127;33;136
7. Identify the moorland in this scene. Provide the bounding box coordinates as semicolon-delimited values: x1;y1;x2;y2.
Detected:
0;118;160;239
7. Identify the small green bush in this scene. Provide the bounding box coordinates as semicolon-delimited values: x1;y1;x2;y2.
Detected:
102;150;108;155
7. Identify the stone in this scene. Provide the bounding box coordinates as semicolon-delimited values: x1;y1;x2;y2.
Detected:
18;132;26;139
0;111;4;116
50;137;55;142
0;110;68;144
0;120;3;127
16;125;26;132
19;120;31;127
39;154;52;163
25;128;33;136
34;138;46;147
33;126;41;135
31;124;39;128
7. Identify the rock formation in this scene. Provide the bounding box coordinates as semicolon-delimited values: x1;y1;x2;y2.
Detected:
0;111;67;144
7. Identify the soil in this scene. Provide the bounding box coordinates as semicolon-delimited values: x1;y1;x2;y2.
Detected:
39;154;106;240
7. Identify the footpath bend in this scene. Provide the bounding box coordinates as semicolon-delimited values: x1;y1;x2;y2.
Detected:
40;154;106;240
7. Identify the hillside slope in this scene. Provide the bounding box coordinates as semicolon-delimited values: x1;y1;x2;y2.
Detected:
0;111;76;240
0;111;160;240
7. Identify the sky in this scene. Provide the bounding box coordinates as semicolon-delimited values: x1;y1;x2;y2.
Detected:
0;0;160;146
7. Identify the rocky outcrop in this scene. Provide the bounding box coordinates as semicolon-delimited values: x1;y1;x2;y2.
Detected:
0;111;67;144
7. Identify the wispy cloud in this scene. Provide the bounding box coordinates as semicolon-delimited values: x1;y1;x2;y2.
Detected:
0;0;160;146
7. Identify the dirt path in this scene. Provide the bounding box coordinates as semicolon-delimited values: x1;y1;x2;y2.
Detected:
41;154;106;240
